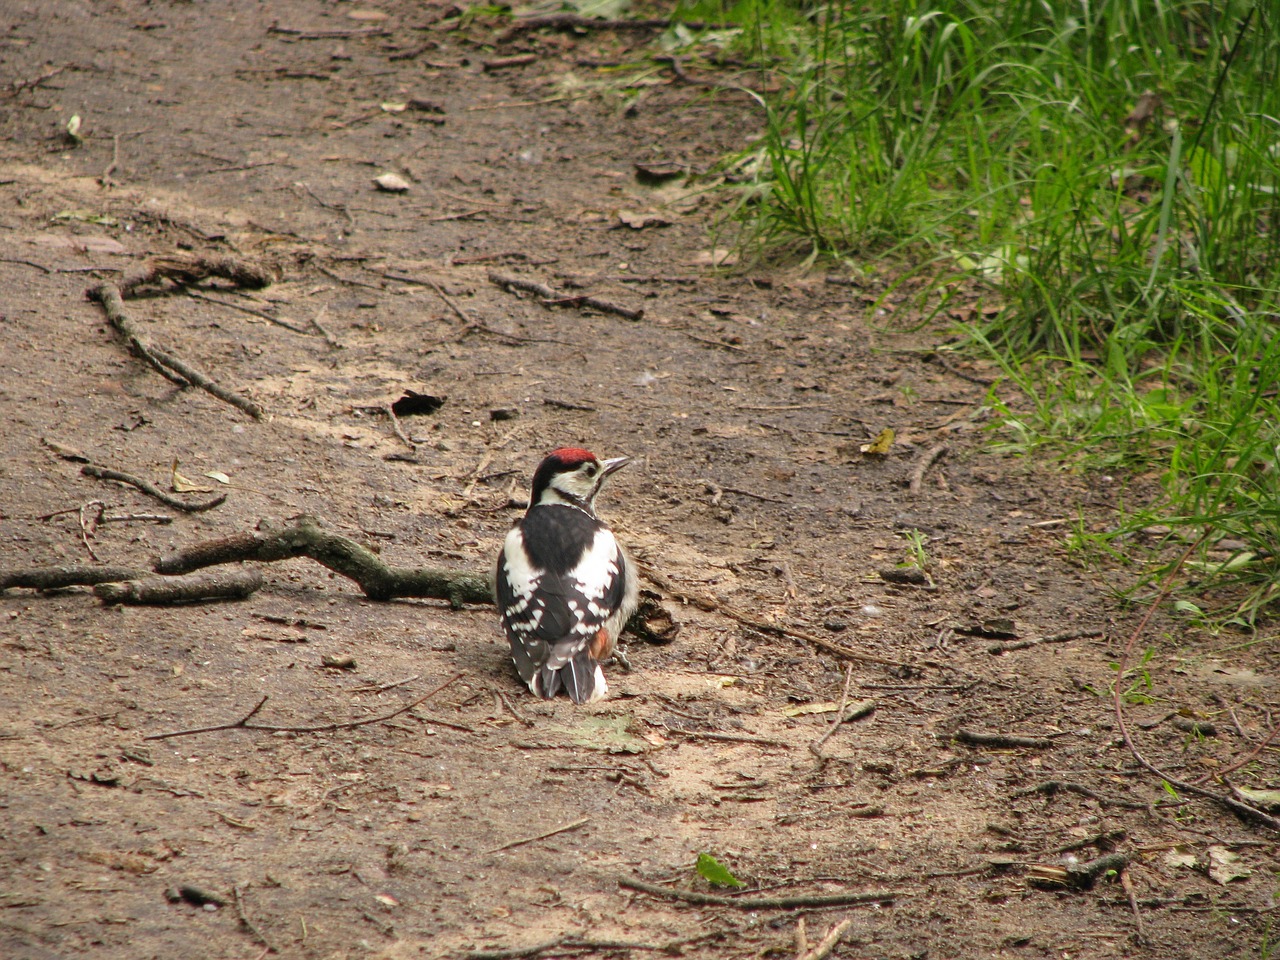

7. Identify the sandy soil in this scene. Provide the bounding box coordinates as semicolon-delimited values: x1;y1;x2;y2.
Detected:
1;2;1276;958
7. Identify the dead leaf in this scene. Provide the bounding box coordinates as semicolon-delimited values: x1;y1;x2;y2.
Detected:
1162;846;1198;870
617;210;672;230
1207;846;1251;884
171;459;214;493
1234;786;1280;811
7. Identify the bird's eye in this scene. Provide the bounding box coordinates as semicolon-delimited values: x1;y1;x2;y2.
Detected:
584;464;598;476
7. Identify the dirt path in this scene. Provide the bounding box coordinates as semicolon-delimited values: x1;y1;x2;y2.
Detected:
1;3;1275;958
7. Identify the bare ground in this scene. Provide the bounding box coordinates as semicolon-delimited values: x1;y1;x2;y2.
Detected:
1;2;1277;958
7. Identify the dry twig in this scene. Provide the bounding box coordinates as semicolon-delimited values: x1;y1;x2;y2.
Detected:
82;464;227;512
489;271;644;321
987;629;1103;655
954;729;1054;750
809;664;854;758
618;876;904;909
497;13;729;42
796;917;855;960
487;816;591;854
88;255;273;419
145;673;462;740
232;885;276;952
643;569;912;669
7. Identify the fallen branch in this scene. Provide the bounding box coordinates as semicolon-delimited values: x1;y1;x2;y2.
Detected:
4;517;680;643
144;673;462;740
618;876;904;909
153;515;492;606
1;565;147;592
87;254;273;420
82;464;227;512
489;271;644;321
94;568;263;605
954;729;1054;750
987;629;1103;655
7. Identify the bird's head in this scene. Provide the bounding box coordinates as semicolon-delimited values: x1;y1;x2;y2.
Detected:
529;447;630;512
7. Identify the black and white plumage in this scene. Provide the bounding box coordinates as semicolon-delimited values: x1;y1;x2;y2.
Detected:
495;447;638;704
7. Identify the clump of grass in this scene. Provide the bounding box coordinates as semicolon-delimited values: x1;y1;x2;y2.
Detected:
696;0;1280;616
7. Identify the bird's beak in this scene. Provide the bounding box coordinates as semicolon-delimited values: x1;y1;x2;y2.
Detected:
599;456;631;478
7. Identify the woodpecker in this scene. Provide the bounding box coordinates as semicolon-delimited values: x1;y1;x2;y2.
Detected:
494;447;638;704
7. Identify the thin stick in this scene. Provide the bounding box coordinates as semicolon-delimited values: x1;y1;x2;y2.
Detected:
1113;537;1280;830
810;664;854;758
988;629;1103;654
618;876;903;909
386;271;578;346
423;276;473;324
384;403;415;449
644;569;911;670
667;730;790;748
8;63;68;96
82;464;227;512
89;281;265;419
793;917;809;959
182;287;313;336
1193;717;1280;784
233;885;276;953
76;500;103;561
99;133;120;188
145;673;462;740
797;917;855;960
457;936;567;960
309;306;341;347
489;271;644;321
487;816;590;854
1120;868;1146;943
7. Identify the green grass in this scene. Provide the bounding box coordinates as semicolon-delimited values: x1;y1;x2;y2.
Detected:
678;0;1280;619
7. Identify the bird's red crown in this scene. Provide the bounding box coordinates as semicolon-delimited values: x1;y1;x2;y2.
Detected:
547;447;598;467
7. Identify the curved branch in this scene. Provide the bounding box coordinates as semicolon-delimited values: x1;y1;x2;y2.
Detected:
154;515;492;606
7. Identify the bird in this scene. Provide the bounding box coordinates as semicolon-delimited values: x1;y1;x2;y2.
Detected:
494;447;638;704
